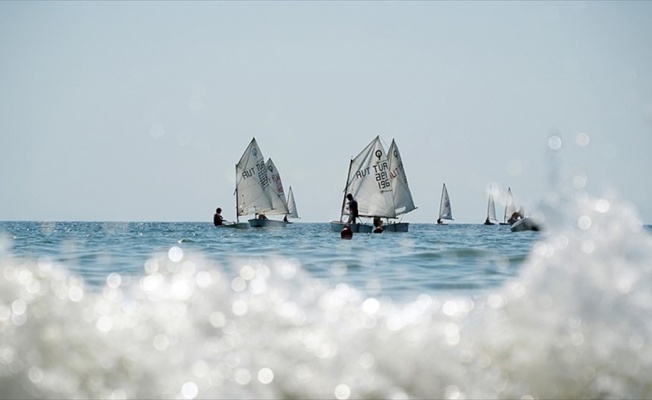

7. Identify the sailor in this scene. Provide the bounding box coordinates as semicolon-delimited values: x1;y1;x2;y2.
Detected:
213;208;224;226
340;224;353;240
507;211;522;225
346;193;359;224
373;216;383;233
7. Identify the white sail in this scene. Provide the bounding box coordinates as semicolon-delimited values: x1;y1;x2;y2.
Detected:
264;158;289;215
439;183;453;221
287;186;299;219
343;136;395;218
235;138;273;217
487;193;497;222
504;187;517;223
387;139;416;216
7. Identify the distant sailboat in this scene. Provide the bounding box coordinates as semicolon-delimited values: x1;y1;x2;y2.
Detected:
484;193;498;225
330;136;416;233
286;186;299;220
385;139;417;232
510;216;542;232
501;187;518;225
249;157;291;227
267;159;289;213
235;138;291;228
437;183;453;224
234;138;271;227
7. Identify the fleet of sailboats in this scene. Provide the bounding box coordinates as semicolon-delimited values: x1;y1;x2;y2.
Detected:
329;136;416;233
220;138;537;233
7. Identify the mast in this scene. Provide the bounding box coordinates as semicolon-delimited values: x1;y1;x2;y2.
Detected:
339;159;354;223
487;195;492;220
487;194;497;222
287;186;299;219
504;187;514;223
439;183;446;218
234;163;239;223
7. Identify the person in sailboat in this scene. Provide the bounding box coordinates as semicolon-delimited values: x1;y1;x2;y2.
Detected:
437;217;443;224
340;224;353;240
283;215;288;223
346;193;359;224
484;217;495;225
507;211;523;225
257;213;268;220
213;208;224;226
373;216;383;233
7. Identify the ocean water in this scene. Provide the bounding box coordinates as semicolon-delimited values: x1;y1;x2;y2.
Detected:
0;222;531;299
1;193;651;398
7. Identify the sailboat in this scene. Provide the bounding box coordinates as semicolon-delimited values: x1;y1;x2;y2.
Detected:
499;187;542;231
235;138;292;228
484;193;498;225
248;157;291;227
501;187;518;225
510;215;542;232
329;136;416;233
436;183;453;224
286;186;300;221
385;139;417;232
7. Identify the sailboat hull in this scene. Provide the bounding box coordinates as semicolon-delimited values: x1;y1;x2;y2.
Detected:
219;222;250;229
382;222;409;232
510;217;541;232
329;221;409;233
248;219;289;228
329;222;372;233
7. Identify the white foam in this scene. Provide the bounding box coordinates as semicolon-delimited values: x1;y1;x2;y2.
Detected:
1;192;651;399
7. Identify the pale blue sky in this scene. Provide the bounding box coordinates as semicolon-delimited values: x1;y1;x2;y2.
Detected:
1;1;651;223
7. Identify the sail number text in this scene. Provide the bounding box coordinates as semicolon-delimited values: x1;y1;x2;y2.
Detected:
242;160;270;189
354;161;391;190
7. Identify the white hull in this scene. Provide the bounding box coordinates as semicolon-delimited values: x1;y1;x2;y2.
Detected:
248;219;289;228
437;217;453;225
510;217;542;232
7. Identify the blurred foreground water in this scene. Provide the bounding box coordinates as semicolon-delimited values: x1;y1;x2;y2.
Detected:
1;190;651;399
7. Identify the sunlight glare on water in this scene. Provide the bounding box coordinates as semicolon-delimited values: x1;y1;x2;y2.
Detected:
1;180;652;398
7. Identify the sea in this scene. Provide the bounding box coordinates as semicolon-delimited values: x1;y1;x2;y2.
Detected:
1;191;651;399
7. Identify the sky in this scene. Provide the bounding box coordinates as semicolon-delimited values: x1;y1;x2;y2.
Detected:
1;1;651;224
